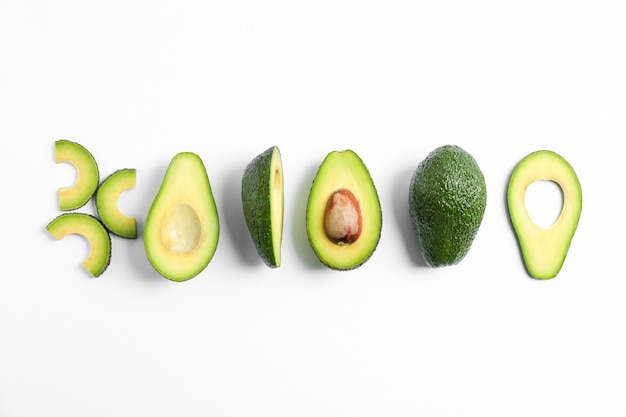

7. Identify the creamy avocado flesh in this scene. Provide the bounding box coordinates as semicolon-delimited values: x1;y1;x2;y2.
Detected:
508;150;582;279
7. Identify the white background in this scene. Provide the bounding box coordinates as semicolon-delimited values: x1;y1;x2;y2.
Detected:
1;0;625;416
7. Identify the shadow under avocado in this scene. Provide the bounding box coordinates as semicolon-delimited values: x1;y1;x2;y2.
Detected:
393;166;428;267
291;162;325;270
220;165;264;268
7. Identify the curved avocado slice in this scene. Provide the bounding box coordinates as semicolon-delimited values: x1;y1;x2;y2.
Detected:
306;149;382;270
46;213;111;277
409;145;487;267
96;168;137;239
55;140;100;211
241;146;284;268
144;152;220;282
507;150;582;279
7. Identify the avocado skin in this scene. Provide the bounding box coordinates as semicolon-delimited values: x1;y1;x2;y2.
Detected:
241;146;282;268
409;145;486;267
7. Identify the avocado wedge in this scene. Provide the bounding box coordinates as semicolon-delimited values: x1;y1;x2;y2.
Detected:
55;140;100;211
507;150;582;279
144;152;220;282
95;168;137;239
241;146;284;268
46;213;112;277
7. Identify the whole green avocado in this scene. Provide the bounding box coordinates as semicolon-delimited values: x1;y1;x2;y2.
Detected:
408;145;487;267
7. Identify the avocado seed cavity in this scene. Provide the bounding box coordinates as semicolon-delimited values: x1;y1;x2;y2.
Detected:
161;203;201;253
324;189;363;244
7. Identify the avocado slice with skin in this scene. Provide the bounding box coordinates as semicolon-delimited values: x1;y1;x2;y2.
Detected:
95;168;137;239
144;152;220;282
55;140;100;211
46;213;111;277
409;145;487;267
306;149;382;270
241;146;284;268
507;150;582;279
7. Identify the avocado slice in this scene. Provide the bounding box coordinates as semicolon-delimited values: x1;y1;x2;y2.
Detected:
241;146;284;268
95;168;137;239
55;140;100;211
46;213;112;277
306;150;382;270
507;150;582;279
409;145;487;267
144;152;220;282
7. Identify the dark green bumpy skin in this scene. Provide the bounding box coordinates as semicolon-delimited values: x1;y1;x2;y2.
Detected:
409;145;487;267
241;146;281;267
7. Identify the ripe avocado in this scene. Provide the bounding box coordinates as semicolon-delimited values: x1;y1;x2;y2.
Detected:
241;146;284;268
95;168;137;239
46;213;111;277
507;150;582;279
55;140;100;211
144;152;220;282
408;145;486;267
306;150;382;270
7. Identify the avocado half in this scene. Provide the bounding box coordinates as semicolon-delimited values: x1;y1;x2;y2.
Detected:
306;149;382;270
55;140;100;211
95;168;137;239
144;152;220;282
241;146;284;268
46;213;112;277
507;150;582;279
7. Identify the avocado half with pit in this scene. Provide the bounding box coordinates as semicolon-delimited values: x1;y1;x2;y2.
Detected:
95;168;137;239
306;149;382;270
144;152;220;282
46;213;112;277
241;146;284;268
55;140;100;211
507;150;582;279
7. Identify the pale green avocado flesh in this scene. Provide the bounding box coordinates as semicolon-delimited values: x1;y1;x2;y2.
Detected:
507;150;582;279
144;152;220;282
55;140;100;211
46;213;111;277
96;168;137;239
306;149;382;270
241;146;284;268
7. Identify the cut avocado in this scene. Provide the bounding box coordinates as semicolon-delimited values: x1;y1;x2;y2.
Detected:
306;149;382;270
507;150;582;279
241;146;284;268
144;152;220;282
95;168;137;239
55;140;100;211
409;145;487;267
46;213;111;277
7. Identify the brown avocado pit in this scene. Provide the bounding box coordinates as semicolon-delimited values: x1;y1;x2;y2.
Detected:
324;189;363;245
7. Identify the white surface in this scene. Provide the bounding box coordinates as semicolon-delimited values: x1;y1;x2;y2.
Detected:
1;0;625;416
